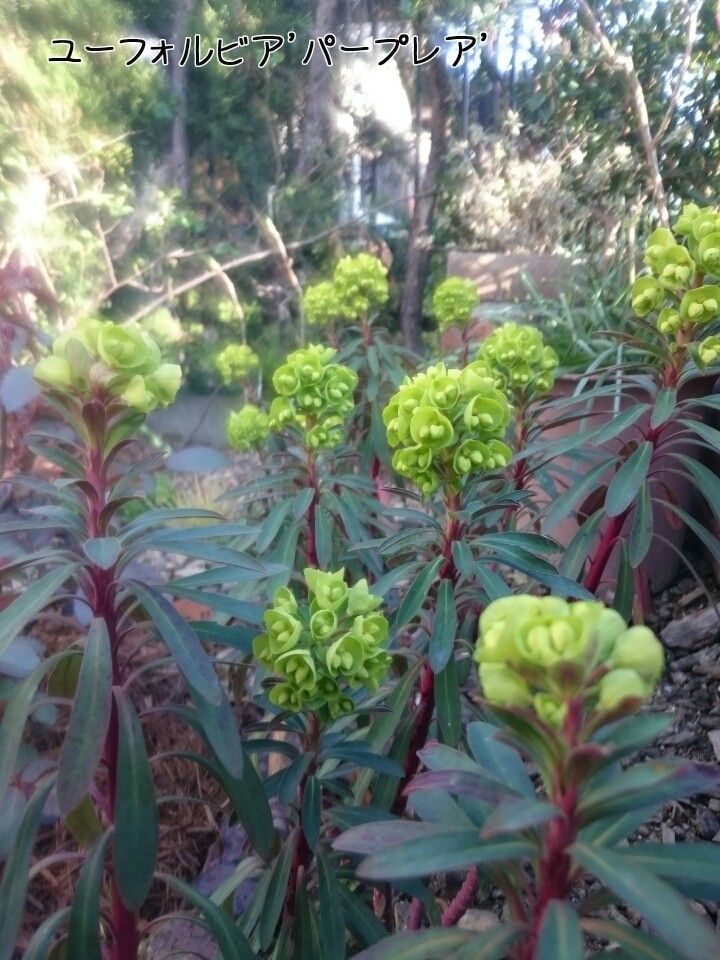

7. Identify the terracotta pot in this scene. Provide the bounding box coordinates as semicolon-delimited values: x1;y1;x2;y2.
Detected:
526;373;719;595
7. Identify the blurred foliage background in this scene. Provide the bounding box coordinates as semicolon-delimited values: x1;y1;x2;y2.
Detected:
2;0;719;386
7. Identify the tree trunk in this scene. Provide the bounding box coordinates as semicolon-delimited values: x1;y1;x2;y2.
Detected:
170;0;193;195
295;0;339;177
400;57;451;351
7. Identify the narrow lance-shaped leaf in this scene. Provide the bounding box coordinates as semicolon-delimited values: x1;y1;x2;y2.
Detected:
571;842;720;960
0;777;55;960
65;830;112;960
628;481;653;568
0;565;80;659
535;900;583;960
316;848;345;960
160;872;257;960
113;688;158;912
393;557;444;629
605;441;653;517
57;619;113;814
429;578;457;674
21;908;71;960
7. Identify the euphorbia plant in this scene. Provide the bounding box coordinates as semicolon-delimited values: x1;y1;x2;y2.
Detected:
235;567;399;954
431;276;480;365
0;319;275;960
226;344;385;579
336;596;720;959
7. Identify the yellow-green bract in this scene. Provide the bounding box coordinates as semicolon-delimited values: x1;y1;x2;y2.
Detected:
253;568;391;721
475;322;559;400
431;276;479;330
34;318;181;412
474;595;664;727
215;343;259;385
268;344;358;450
227;404;269;451
383;360;512;496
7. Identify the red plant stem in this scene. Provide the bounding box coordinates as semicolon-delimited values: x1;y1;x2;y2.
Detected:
583;422;662;596
305;449;320;567
407;897;424;930
519;699;584;960
284;712;320;920
391;492;462;815
441;866;478;927
84;408;139;960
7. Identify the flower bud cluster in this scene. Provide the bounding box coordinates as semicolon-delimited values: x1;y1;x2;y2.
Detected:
475;323;559;400
215;343;259;385
226;404;270;451
383;361;512;496
695;335;720;370
269;345;358;450
631;205;720;335
253;568;392;721
474;596;664;728
303;253;389;328
34;318;181;412
431;277;479;331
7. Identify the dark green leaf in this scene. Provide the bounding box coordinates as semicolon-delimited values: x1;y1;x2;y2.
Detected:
317;849;345;960
57;620;112;814
314;503;333;569
393;558;444;629
582;918;684;960
0;566;79;659
535;901;583;959
357;832;533;880
670;453;720;521
302;775;321;851
590;404;648;445
466;721;534;798
21;907;71;960
628;482;652;568
571;842;720;960
429;579;457;674
481;798;559;838
612;541;633;621
66;831;111;960
338;885;386;948
349;929;476;960
558;509;603;580
160;872;257;960
114;688;158;912
82;537;122;570
619;842;720;900
605;442;653;517
259;831;295;950
435;655;461;747
544;459;613;534
0;777;55;960
257;499;295;553
650;389;676;428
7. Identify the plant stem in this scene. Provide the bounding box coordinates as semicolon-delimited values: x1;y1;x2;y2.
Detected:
284;711;321;920
520;698;583;960
391;490;461;816
305;449;320;567
84;403;139;960
441;866;478;926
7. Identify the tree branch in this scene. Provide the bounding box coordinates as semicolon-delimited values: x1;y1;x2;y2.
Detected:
653;0;701;147
576;0;669;225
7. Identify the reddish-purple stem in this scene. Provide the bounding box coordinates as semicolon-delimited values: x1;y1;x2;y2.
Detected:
441;866;478;927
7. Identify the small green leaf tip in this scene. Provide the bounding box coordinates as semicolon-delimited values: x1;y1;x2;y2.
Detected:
226;404;270;451
475;322;559;400
432;276;479;331
34;318;181;411
383;361;512;496
474;596;664;727
268;344;358;450
253;569;390;722
215;343;259;385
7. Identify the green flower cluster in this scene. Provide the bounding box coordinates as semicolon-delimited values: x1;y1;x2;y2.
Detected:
227;404;269;451
303;280;342;329
631;205;720;336
269;344;358;450
474;596;664;728
475;323;559;400
333;252;389;320
215;343;259;385
383;361;512;496
695;335;720;370
34;318;181;412
431;277;479;331
253;568;392;721
303;253;389;327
